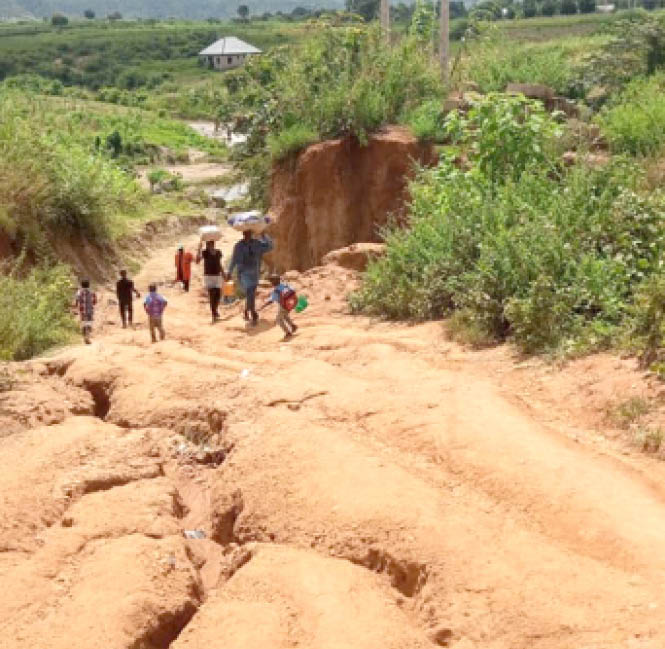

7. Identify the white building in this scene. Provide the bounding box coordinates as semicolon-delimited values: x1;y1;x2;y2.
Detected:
199;37;262;71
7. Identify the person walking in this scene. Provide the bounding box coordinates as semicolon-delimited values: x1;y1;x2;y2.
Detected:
143;284;167;343
227;231;273;325
116;270;140;328
74;279;97;344
196;239;225;323
260;274;299;339
175;244;193;292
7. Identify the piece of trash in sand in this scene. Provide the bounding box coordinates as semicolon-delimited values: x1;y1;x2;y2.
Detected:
240;368;251;379
184;530;206;540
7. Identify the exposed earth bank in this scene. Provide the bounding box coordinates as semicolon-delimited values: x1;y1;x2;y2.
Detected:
2;229;665;649
267;126;435;272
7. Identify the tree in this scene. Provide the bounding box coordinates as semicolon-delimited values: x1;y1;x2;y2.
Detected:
345;0;380;21
440;0;449;80
237;4;250;20
561;0;577;13
523;0;537;16
578;0;595;11
51;13;68;26
410;0;436;40
107;11;122;20
540;0;558;15
450;1;467;18
83;9;95;18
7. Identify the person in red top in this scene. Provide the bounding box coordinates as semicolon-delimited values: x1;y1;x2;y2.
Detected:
175;245;194;292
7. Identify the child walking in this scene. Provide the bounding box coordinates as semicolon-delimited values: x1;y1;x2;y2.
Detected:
74;279;97;344
143;284;167;343
260;274;298;339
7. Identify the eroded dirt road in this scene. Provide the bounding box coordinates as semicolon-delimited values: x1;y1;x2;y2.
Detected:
2;229;665;649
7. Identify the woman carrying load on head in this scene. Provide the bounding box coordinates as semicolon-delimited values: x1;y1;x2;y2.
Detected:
227;230;273;326
196;239;226;323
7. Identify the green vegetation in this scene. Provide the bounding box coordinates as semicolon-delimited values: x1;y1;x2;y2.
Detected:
0;89;142;249
606;396;651;428
0;264;76;361
223;20;444;203
0;18;309;94
352;94;665;357
597;73;665;156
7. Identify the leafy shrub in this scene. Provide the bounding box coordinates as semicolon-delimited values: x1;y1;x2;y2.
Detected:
578;13;665;95
352;94;665;355
267;123;319;160
597;73;665;156
622;273;665;368
405;100;447;143
0;264;75;361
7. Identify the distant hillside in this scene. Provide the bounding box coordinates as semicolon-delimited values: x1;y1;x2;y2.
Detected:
0;0;345;19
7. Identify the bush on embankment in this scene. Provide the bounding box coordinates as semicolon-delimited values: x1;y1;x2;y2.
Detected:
0;263;76;361
0;89;145;360
0;89;142;253
221;20;445;206
352;94;665;357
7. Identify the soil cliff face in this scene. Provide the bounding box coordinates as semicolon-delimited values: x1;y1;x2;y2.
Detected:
267;126;435;272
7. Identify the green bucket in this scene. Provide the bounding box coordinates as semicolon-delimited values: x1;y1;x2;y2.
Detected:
294;295;308;313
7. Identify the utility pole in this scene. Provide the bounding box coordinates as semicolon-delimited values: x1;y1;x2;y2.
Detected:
380;0;390;44
439;0;449;81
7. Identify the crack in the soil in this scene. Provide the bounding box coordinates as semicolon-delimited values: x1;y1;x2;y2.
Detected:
348;547;429;598
78;378;113;420
266;390;328;409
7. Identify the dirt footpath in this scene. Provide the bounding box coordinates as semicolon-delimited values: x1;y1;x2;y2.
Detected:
2;228;665;648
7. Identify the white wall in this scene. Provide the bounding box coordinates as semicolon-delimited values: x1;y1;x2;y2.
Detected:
202;54;250;71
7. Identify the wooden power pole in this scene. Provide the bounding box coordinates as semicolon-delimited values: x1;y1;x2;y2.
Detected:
439;0;449;81
380;0;390;43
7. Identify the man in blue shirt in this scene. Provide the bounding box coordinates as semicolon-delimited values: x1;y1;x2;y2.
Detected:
227;231;274;325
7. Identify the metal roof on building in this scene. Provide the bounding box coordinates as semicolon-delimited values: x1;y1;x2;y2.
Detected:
199;37;262;56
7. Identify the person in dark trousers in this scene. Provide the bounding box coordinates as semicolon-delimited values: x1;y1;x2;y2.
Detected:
116;270;140;328
144;283;167;343
196;239;225;323
174;244;193;292
74;279;97;344
227;231;273;325
260;274;298;339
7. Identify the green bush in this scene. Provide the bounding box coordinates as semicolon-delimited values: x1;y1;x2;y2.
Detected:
352;94;665;355
622;273;665;368
267;123;319;160
0;90;142;249
0;264;76;361
404;100;447;143
223;20;444;206
463;26;595;96
597;73;665;156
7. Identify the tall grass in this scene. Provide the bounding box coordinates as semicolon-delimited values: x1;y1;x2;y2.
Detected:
462;26;607;96
0;264;76;361
598;73;665;156
0;89;143;249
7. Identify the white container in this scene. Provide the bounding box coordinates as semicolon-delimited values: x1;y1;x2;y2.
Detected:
228;210;271;234
199;225;222;242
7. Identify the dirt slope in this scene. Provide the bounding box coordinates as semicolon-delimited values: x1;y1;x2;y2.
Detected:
2;228;665;648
